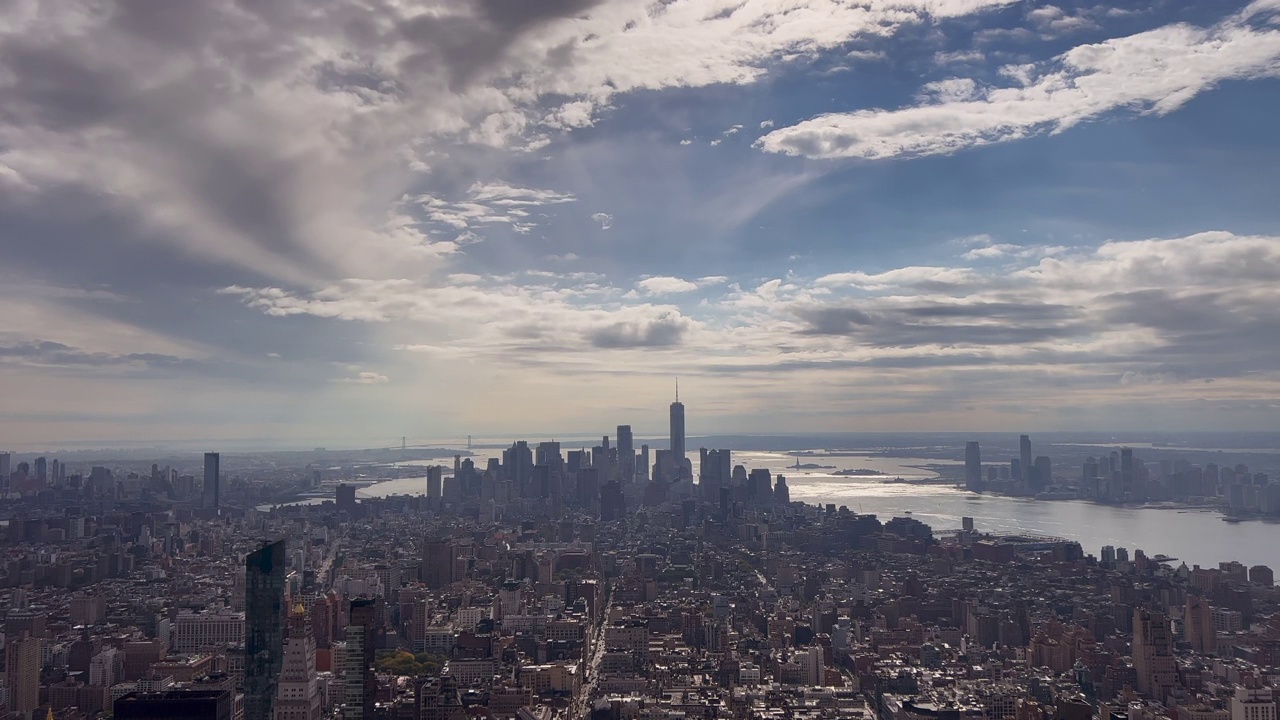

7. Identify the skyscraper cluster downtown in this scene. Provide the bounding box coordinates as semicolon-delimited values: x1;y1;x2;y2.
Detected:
220;386;808;720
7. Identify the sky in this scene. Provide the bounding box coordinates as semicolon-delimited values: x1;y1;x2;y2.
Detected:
2;0;1280;449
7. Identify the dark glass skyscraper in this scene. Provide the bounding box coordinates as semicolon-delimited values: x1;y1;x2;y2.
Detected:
115;690;233;720
344;599;378;720
670;383;686;479
1018;435;1032;484
203;452;220;511
244;539;286;720
617;425;634;484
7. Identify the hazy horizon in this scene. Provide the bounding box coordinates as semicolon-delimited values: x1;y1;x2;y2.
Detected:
6;429;1280;456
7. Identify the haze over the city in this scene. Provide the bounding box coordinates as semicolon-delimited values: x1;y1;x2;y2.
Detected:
3;0;1280;447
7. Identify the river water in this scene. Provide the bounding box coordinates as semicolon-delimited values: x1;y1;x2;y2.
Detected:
342;449;1280;571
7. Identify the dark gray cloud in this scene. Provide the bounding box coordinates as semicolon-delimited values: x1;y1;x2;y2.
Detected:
793;301;1086;347
398;0;602;88
0;340;198;372
587;315;689;349
0;337;339;387
1099;288;1280;380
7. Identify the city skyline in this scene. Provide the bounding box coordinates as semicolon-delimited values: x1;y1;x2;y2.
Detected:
3;0;1280;445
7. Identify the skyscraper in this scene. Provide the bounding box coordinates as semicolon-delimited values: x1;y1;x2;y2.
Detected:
1033;456;1052;490
1121;447;1135;497
203;452;220;512
344;599;378;720
1018;435;1032;485
700;448;731;501
275;604;322;720
670;382;686;479
244;539;287;720
617;425;635;484
5;631;40;713
422;540;455;589
115;689;234;720
1132;607;1178;700
426;466;442;507
1185;595;1216;655
964;442;983;491
0;452;10;496
336;484;357;515
600;481;625;522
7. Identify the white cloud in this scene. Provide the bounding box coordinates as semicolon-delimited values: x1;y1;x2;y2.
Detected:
468;183;576;207
521;0;1020;124
591;212;614;230
758;2;1280;160
723;124;744;136
415;182;576;237
709;138;722;146
759;120;775;129
1027;5;1099;36
815;266;978;290
934;49;985;65
917;77;980;103
638;277;700;295
962;243;1023;259
543;100;598;130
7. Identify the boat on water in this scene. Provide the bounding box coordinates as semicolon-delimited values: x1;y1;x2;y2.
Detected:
1222;517;1243;523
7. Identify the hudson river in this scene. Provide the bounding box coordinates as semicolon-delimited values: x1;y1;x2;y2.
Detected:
353;449;1280;571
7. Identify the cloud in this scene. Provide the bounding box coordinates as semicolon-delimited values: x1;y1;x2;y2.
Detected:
815;266;979;291
638;276;700;295
587;310;692;349
679;139;693;145
0;0;1028;290
468;183;576;207
759;120;775;129
0;340;198;373
415;182;577;236
221;276;698;360
723;124;744;136
786;232;1280;383
637;275;730;295
334;371;389;385
209;230;1280;432
757;2;1280;160
963;243;1024;259
793;302;1086;346
709;138;723;146
1027;5;1100;37
591;212;614;230
934;49;985;65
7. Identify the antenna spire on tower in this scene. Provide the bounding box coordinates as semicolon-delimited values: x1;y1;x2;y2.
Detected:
675;377;679;403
